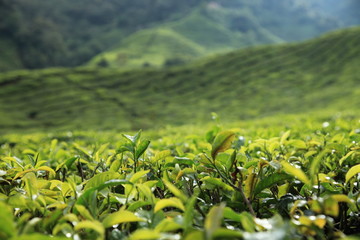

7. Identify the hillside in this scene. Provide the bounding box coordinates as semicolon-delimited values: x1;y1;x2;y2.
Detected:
0;0;202;71
1;0;359;71
88;0;342;68
0;27;359;132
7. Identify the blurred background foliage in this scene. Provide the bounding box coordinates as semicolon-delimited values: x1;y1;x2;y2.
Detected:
0;0;359;71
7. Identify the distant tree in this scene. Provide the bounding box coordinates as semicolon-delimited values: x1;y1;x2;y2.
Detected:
164;58;186;67
97;58;109;68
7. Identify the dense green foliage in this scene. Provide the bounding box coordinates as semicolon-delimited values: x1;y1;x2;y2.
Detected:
1;0;359;71
0;0;201;71
1;114;360;239
0;27;359;132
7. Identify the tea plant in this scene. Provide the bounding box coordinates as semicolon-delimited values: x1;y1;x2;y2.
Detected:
0;116;360;239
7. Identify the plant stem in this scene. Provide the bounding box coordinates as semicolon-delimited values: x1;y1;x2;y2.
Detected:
206;154;256;216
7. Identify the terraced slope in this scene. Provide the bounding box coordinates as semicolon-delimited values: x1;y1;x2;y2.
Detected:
0;27;359;132
88;7;283;69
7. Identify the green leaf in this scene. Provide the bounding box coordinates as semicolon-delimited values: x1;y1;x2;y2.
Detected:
129;229;160;240
281;161;310;185
200;176;233;192
11;234;68;240
204;203;225;240
130;170;149;183
211;131;235;160
339;151;355;166
244;171;257;199
117;143;134;154
127;201;152;212
239;212;256;233
212;228;243;239
280;130;291;145
254;173;292;197
136;184;155;203
288;139;307;149
154;197;185;213
75;205;95;220
184;195;198;234
345;164;360;183
324;197;339;217
309;151;326;183
155;218;182;232
55;157;78;171
152;150;172;163
184;230;204;240
223;207;242;222
122;130;142;145
84;172;121;190
37;166;56;177
102;210;145;228
109;159;121;172
73;143;91;157
74;220;105;237
162;179;187;202
0;202;15;239
135;140;150;160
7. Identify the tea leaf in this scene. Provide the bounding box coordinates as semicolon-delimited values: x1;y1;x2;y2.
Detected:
154;197;185;212
102;210;145;228
281;161;310;185
254;173;292;197
345;164;360;183
211;131;235;160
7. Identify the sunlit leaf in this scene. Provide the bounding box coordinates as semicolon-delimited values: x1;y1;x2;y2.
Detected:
0;202;15;239
162;179;188;202
280;130;291;145
84;172;121;190
130;170;149;183
339;151;355;166
239;212;256;233
211;131;235;160
154;197;185;213
288;139;307;149
155;218;182;232
184;195;198;234
74;220;104;237
212;228;243;239
281;161;310;185
75;205;94;221
102;210;145;228
12;234;69;240
324;197;339;217
204;203;225;240
200;176;233;192
37;166;56;178
244;171;257;199
309;151;326;183
122;130;142;145
135;140;150;160
345;164;360;183
184;230;204;240
152;150;172;163
55;157;77;171
128;229;160;240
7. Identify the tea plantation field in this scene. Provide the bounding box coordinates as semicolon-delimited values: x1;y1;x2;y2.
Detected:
0;27;359;132
1;113;360;239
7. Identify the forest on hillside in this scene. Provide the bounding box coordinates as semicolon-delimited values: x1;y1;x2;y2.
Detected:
1;0;359;71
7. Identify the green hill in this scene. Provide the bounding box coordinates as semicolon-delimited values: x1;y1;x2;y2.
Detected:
88;1;338;68
0;27;359;132
2;0;359;71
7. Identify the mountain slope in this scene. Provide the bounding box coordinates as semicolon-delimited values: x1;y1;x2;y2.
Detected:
0;27;359;132
2;0;359;71
88;0;350;68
